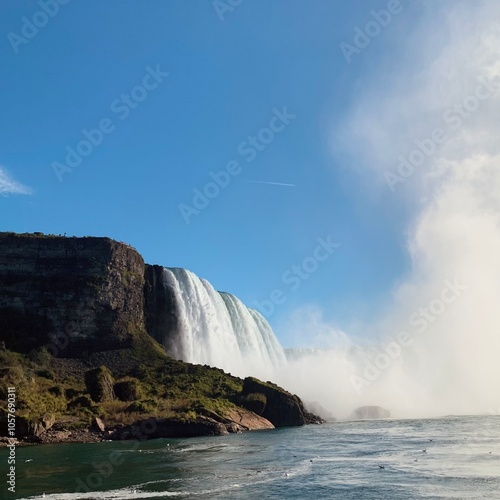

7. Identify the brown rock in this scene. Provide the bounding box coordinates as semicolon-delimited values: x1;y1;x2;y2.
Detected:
92;417;106;432
224;408;274;431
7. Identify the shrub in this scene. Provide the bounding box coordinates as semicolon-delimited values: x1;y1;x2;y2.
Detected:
28;347;53;366
0;366;25;388
48;386;64;397
114;377;143;401
125;401;152;413
36;369;55;380
67;395;94;410
65;388;81;399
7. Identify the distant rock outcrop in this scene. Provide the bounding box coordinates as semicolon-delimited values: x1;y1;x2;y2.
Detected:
351;405;391;420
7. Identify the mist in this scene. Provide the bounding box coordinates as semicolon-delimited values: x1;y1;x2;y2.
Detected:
269;1;500;420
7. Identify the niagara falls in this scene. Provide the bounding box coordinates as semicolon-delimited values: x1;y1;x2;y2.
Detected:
1;0;500;499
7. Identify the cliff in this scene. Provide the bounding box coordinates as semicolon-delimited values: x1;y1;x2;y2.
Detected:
0;232;145;356
0;232;320;443
143;264;179;354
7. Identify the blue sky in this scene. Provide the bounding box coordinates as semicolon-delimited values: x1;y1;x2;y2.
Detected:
1;0;429;346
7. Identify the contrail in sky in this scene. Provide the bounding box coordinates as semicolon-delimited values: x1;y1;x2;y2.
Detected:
244;180;296;187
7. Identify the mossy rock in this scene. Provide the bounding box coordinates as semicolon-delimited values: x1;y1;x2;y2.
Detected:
114;377;143;401
67;395;94;410
84;366;115;402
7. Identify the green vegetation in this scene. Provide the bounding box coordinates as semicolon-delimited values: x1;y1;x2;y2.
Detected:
85;366;115;402
114;377;144;401
239;392;267;415
0;332;250;434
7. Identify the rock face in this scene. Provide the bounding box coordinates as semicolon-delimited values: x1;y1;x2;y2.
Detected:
0;233;189;359
110;408;274;441
0;233;145;356
242;377;311;427
223;408;274;431
143;264;179;353
351;406;391;420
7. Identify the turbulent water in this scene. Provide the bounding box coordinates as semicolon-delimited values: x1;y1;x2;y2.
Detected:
162;268;286;378
4;415;499;499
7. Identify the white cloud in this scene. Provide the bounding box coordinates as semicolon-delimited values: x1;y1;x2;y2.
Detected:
274;0;500;418
333;0;500;192
0;166;32;196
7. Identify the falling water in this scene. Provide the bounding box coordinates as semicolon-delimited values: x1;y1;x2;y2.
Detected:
160;267;286;378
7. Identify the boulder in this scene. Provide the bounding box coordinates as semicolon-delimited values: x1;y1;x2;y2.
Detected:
85;366;115;402
12;414;55;438
242;377;309;427
223;408;274;431
114;378;143;401
92;416;106;432
110;416;229;440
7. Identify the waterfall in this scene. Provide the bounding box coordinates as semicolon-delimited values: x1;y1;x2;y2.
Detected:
159;267;286;377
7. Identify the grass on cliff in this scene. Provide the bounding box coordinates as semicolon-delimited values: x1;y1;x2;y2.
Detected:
0;332;248;430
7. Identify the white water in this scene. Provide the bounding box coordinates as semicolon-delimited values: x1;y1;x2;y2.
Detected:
160;267;286;378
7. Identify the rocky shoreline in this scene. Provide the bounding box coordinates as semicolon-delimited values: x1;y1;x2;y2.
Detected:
1;407;324;447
